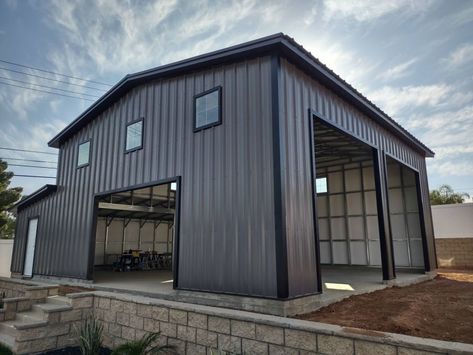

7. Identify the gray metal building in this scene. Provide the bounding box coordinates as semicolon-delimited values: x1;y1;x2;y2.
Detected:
11;34;436;300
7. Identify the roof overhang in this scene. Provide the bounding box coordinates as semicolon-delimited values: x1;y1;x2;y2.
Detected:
47;33;434;158
14;184;57;212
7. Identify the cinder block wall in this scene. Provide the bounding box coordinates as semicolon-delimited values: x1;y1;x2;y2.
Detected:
436;238;473;269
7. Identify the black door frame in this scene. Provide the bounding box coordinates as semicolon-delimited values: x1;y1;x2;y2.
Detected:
86;176;182;289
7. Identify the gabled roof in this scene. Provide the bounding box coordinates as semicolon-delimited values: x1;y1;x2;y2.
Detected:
48;33;434;157
14;184;57;212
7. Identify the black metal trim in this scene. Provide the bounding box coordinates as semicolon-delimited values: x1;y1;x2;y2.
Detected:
372;148;396;280
193;86;222;132
384;151;419;173
271;55;289;299
21;215;40;278
414;171;432;272
308;110;323;293
172;176;181;288
77;139;92;168
124;117;144;153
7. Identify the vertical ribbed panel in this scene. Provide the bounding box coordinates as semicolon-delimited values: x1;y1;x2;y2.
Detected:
279;58;436;297
12;57;278;297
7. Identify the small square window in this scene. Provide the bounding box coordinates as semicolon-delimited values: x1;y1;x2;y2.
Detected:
77;141;90;167
126;119;143;152
316;177;328;194
194;87;222;131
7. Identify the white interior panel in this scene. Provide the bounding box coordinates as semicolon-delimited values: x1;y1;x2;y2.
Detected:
407;213;421;238
319;242;331;264
366;216;379;239
328;171;343;193
362;167;375;189
364;191;378;215
346;193;363;215
332;241;348;264
404;187;418;212
345;169;361;191
317;195;328;217
388;188;403;213
318;218;330;240
393;240;409;266
409;240;424;267
388;163;401;187
369;240;382;265
350;241;367;265
391;214;407;239
330;217;346;239
348;216;364;239
329;195;345;216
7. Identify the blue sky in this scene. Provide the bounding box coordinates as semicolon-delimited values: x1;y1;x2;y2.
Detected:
0;0;472;198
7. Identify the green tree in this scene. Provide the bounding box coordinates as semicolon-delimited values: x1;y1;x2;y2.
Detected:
430;184;470;205
0;159;22;239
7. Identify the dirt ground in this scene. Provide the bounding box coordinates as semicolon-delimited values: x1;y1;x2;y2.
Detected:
296;270;473;344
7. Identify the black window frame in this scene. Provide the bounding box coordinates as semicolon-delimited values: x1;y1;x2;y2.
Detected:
193;86;222;132
77;139;91;169
125;117;144;153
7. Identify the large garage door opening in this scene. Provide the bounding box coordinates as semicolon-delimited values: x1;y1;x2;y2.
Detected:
91;180;179;293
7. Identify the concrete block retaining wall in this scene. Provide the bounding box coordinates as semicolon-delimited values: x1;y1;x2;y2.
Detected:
436;238;473;269
1;277;473;354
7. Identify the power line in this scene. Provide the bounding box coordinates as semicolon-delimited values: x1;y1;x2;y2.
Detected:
0;81;96;102
0;67;107;92
0;157;57;164
8;163;57;170
0;59;112;86
0;76;101;98
13;174;56;179
0;147;57;155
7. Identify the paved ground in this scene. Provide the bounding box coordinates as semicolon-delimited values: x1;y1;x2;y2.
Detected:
297;270;473;344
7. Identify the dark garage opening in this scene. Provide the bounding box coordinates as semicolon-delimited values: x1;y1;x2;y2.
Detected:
91;180;179;293
312;118;425;294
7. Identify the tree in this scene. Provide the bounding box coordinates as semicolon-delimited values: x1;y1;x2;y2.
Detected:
430;184;470;205
0;159;22;238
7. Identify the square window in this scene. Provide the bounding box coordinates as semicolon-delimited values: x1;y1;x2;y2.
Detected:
316;177;328;194
126;119;143;152
77;141;90;167
194;87;222;131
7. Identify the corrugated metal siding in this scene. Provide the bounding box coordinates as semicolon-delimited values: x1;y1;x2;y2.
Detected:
279;58;436;297
12;57;278;297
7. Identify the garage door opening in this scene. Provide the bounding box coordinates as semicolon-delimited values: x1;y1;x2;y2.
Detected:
386;157;425;271
313;119;383;293
90;179;180;293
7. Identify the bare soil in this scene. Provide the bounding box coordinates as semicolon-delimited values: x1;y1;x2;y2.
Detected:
57;285;94;296
296;270;473;344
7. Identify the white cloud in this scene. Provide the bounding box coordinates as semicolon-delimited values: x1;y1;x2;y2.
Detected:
378;58;418;81
45;0;281;76
367;84;452;115
443;43;473;68
323;0;434;22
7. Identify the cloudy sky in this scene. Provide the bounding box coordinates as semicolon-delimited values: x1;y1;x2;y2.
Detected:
0;0;472;198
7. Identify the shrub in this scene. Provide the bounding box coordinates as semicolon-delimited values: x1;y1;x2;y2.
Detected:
111;332;175;355
76;317;104;355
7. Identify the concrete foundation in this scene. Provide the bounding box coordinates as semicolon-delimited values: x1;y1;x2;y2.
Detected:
87;266;434;316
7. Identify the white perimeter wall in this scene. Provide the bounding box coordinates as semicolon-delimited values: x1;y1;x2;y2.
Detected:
0;239;14;277
432;203;473;238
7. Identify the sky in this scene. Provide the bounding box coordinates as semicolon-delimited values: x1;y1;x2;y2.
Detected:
0;0;472;199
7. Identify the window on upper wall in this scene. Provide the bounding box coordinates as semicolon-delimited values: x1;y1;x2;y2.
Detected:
194;86;222;131
125;119;143;152
77;140;90;168
316;177;328;194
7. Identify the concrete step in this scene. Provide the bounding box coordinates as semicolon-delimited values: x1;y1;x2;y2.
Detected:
45;295;72;306
0;332;15;351
32;301;72;314
0;318;48;337
15;311;44;323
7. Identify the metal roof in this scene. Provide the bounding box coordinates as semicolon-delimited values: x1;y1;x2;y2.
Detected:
14;184;57;212
47;33;434;157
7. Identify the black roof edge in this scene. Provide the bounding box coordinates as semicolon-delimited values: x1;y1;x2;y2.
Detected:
14;184;57;212
47;33;434;158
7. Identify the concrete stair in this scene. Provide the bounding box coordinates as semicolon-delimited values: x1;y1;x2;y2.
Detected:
0;295;74;354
